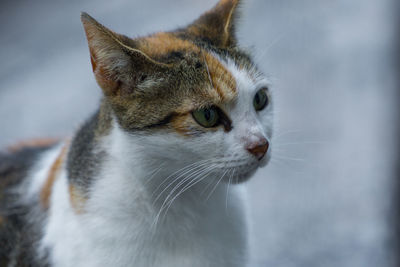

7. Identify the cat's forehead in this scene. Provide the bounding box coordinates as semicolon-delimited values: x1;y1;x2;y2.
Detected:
137;32;259;102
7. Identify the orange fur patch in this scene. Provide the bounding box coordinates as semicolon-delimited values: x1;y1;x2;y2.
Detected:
170;113;198;136
170;112;219;136
204;53;236;102
140;33;237;104
40;143;68;210
69;184;86;214
7;138;59;153
141;32;200;57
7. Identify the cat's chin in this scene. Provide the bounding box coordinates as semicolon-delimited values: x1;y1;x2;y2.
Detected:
220;166;256;184
223;154;271;184
227;168;257;184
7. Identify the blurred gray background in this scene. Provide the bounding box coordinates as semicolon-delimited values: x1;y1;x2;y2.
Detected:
0;0;398;266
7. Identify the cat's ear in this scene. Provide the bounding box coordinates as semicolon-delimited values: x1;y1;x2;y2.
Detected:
81;13;168;96
185;0;241;48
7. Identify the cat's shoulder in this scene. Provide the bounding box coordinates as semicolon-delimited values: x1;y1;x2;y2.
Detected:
0;139;58;189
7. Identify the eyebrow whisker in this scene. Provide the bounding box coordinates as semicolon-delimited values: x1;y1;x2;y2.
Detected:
202;50;215;91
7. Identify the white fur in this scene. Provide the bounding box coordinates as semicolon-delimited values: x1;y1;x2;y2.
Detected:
34;58;273;267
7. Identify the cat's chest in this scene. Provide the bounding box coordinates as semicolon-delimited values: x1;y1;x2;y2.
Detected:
44;173;248;267
83;194;247;267
60;211;247;267
80;221;245;267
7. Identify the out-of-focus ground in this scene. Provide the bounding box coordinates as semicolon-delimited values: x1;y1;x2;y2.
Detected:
0;0;398;266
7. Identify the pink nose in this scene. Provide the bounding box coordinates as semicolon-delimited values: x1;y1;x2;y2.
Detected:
246;139;269;160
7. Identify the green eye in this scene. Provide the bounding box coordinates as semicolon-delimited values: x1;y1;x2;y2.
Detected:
192;107;219;128
253;88;269;111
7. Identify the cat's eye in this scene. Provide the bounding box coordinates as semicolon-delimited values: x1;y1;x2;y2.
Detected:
253;88;269;111
192;107;219;128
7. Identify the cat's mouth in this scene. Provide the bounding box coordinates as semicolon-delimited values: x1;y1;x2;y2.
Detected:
220;163;258;184
225;167;257;184
221;156;269;184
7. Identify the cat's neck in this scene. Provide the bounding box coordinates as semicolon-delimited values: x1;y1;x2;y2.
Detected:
66;99;112;193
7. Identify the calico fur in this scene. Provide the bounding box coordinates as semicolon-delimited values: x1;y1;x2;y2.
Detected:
0;143;61;267
0;0;273;266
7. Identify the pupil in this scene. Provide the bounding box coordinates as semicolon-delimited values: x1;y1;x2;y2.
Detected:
205;109;211;120
255;93;260;105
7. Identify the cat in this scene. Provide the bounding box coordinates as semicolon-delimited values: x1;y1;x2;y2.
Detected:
0;0;273;266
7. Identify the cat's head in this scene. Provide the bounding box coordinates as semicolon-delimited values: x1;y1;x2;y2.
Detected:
81;0;273;183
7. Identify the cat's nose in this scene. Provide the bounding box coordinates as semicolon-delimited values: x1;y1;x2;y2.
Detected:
246;139;269;161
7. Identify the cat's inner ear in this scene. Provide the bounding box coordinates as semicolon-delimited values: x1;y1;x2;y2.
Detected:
81;13;169;96
184;0;241;48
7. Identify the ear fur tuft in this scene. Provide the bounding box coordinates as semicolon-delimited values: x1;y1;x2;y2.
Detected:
185;0;242;48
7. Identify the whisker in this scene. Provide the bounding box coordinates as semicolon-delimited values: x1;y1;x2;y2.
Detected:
225;169;233;214
202;50;215;91
153;163;214;221
234;169;238;184
273;154;305;162
273;129;305;140
273;141;328;147
154;164;216;227
160;164;215;209
151;159;212;203
269;159;308;174
143;163;166;186
205;168;228;202
255;31;287;61
162;165;217;218
200;170;221;196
